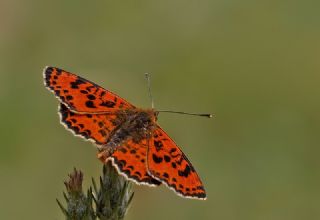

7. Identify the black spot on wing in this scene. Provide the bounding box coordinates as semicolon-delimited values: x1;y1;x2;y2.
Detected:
154;140;163;151
66;95;73;101
55;68;62;75
164;155;171;162
152;154;163;163
170;148;177;153
100;91;106;97
85;100;96;108
87;94;96;100
100;101;116;108
98;121;104;128
178;165;192;178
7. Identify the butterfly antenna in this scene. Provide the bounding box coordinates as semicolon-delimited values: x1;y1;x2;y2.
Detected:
145;73;154;109
157;110;213;118
144;73;211;118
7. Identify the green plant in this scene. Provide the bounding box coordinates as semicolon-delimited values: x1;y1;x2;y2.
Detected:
57;162;134;220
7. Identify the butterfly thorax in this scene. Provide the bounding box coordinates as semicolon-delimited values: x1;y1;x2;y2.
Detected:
101;108;157;155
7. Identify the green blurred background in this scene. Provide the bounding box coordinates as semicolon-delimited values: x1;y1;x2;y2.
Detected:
1;0;319;219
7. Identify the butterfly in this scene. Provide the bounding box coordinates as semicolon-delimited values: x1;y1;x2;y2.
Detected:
43;66;207;200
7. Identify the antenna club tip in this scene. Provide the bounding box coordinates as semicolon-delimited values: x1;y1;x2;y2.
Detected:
203;114;213;118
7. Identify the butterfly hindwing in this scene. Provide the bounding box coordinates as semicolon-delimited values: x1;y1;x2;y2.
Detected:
44;66;135;113
59;103;119;146
98;139;161;186
147;126;206;200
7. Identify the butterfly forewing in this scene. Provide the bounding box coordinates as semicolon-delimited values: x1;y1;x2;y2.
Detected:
44;66;135;113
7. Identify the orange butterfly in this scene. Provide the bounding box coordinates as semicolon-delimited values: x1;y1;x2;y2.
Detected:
44;66;210;200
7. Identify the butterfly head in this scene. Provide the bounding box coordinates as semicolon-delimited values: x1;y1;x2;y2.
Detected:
141;108;158;123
